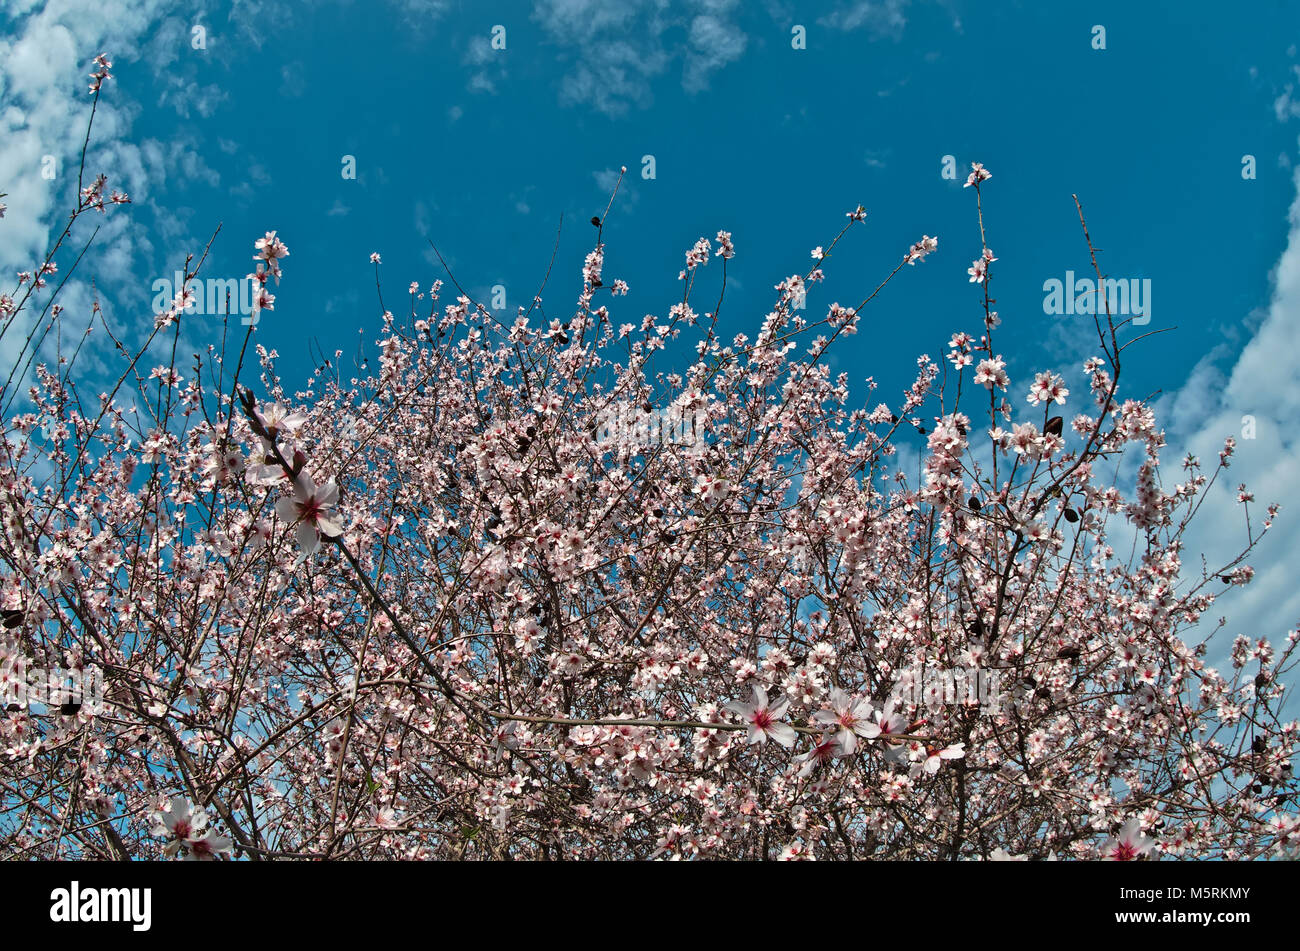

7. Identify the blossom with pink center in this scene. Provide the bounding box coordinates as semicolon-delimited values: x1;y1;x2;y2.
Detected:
905;234;938;265
253;402;307;443
922;742;966;774
795;733;845;777
811;687;875;754
967;247;997;284
724;685;797;747
1099;819;1155;861
1027;371;1069;406
973;356;1009;389
276;472;344;556
963;162;992;187
151;796;233;860
695;474;731;505
254;231;289;264
185;828;234;861
778;840;813;860
1008;422;1042;456
860;699;908;740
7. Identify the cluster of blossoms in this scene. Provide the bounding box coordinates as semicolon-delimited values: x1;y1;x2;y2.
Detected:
905;234;938;265
968;247;997;284
151;797;233;860
0;97;1296;863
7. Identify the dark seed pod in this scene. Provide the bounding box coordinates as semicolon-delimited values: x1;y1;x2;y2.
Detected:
591;216;601;227
1063;507;1079;523
1044;416;1064;437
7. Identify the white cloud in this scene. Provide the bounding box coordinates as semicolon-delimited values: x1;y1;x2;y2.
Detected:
684;11;748;93
531;0;737;116
0;0;220;386
463;33;506;95
392;0;451;20
594;166;636;211
1159;147;1300;663
819;0;910;36
527;0;912;116
1274;64;1300;123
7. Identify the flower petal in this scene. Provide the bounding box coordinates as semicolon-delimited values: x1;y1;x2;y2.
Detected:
295;521;320;553
316;514;343;538
317;480;340;507
275;497;298;522
768;723;797;748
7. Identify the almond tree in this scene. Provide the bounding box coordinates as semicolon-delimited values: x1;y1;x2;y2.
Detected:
0;61;1296;861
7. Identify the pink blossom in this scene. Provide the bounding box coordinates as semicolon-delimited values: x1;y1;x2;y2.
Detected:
724;685;797;747
1099;819;1155;861
276;472;344;556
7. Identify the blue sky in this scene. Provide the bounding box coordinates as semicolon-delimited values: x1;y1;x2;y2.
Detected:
3;0;1300;659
